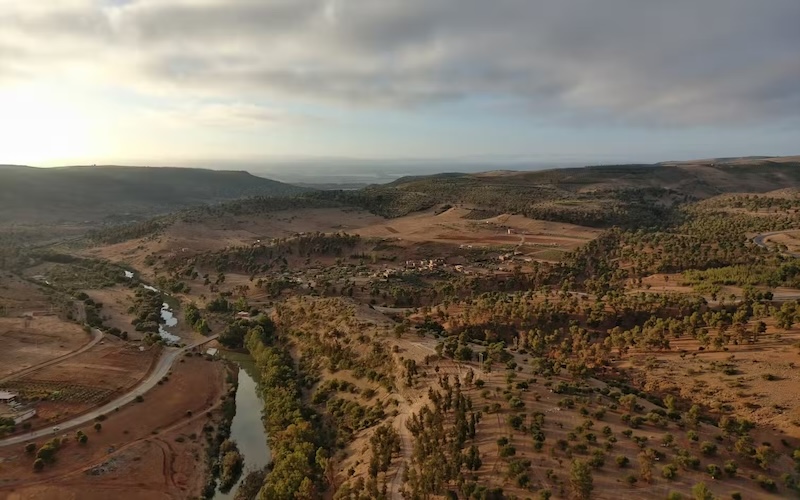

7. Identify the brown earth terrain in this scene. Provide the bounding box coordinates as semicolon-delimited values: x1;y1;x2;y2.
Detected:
272;297;799;500
81;207;598;278
0;355;228;500
0;318;89;380
0;276;53;317
762;230;800;254
1;337;159;432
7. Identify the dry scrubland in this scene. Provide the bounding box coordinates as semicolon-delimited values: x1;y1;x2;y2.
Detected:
82;206;598;276
255;296;800;500
1;159;799;499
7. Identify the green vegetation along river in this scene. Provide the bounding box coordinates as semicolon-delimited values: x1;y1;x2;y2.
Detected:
215;352;271;499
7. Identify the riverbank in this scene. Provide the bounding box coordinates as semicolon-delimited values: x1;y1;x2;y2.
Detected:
212;352;271;500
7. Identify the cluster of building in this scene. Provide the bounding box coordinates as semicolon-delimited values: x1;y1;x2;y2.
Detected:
0;390;36;424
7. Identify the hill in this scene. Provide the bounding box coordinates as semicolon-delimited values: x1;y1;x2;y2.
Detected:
0;165;308;224
308;156;800;227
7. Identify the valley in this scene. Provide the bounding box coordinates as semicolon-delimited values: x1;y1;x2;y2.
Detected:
0;158;799;499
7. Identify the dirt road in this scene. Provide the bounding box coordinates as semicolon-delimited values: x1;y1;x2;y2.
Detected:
0;335;218;448
753;230;800;258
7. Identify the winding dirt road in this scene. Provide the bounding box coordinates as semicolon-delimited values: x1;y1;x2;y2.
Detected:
753;230;800;258
0;335;218;448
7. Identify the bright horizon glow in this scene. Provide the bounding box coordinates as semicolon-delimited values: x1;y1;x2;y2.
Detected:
0;85;95;165
2;1;799;167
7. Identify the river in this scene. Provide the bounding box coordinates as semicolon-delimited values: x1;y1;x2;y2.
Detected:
215;352;272;499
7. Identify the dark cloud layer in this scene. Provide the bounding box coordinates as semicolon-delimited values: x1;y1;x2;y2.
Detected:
4;0;800;125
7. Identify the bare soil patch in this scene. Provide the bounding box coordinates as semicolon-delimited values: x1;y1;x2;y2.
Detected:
352;207;599;253
0;317;89;380
0;356;227;500
1;337;158;431
0;275;52;317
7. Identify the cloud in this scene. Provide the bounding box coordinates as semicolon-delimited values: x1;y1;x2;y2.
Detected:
2;0;800;125
150;102;318;129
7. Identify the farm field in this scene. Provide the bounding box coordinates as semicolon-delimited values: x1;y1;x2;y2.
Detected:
0;317;90;380
0;354;229;500
351;207;600;253
0;275;55;317
0;337;159;431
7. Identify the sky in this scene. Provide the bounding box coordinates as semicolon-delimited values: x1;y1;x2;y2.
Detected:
2;0;799;167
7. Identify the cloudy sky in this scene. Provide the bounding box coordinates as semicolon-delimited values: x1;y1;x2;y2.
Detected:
2;0;799;166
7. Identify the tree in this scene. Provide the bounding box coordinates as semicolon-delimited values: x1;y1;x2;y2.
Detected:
638;450;654;483
691;482;714;500
33;458;45;472
569;459;593;500
755;444;776;470
94;422;102;432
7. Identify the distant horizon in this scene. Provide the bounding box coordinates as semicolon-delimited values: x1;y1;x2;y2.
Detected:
6;152;797;186
5;151;796;169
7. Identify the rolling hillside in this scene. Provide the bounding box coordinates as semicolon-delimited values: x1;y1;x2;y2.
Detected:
0;165;309;224
309;156;800;226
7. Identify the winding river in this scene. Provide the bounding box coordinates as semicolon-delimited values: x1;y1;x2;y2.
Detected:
215;352;272;499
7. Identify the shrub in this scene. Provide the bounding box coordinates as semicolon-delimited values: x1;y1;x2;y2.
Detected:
499;444;516;458
691;482;714;500
616;455;630;468
756;475;777;492
33;458;45;472
25;442;36;454
700;441;717;456
662;464;678;480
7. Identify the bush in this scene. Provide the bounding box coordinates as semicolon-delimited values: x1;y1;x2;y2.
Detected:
33;458;45;472
691;482;714;500
616;455;630;467
662;464;678;479
25;442;36;454
499;444;517;458
700;441;717;456
135;395;144;403
756;475;777;492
